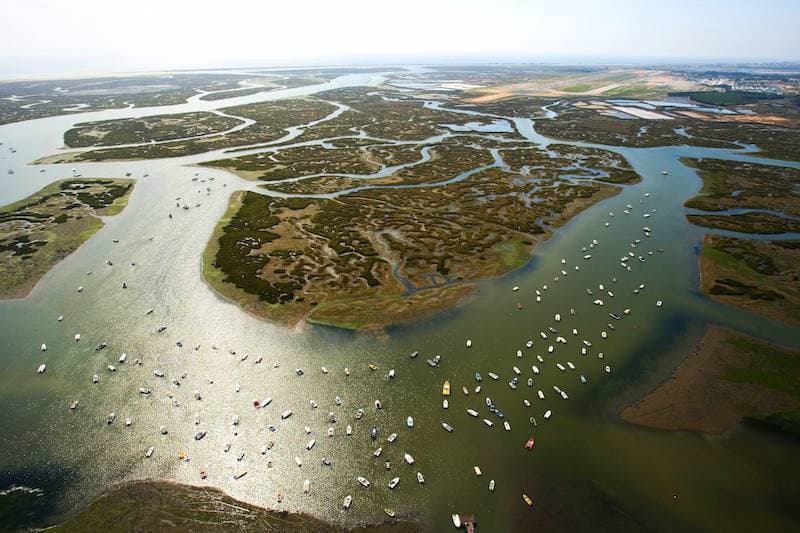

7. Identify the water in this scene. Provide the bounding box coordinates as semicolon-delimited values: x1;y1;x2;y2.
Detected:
1;71;799;532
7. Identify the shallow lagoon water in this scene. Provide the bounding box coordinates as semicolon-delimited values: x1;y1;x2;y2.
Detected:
0;72;799;532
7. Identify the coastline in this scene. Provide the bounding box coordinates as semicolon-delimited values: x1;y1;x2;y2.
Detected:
48;480;421;532
621;325;800;434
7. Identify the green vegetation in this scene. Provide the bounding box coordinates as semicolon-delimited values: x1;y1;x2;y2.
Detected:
0;178;134;298
682;157;800;218
562;83;594;93
64;111;241;148
41;99;337;162
205;147;620;329
670;90;784;106
700;235;800;325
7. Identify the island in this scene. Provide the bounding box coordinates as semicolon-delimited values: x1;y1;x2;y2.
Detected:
0;178;134;299
621;326;800;435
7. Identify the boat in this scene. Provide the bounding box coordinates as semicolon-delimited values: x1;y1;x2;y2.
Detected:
40;344;46;352
523;494;533;506
387;432;397;443
462;386;469;395
410;351;419;358
661;170;668;175
503;421;511;431
467;409;478;417
544;409;552;420
417;471;425;484
443;380;451;396
374;447;383;457
74;334;81;341
347;425;353;436
524;436;535;450
145;447;154;458
306;439;316;450
452;514;462;528
153;369;164;377
368;364;378;371
357;476;370;487
388;369;395;379
294;456;302;467
310;400;318;408
407;416;414;428
512;286;520;291
442;422;453;432
375;400;382;410
489;479;495;491
475;385;482;394
384;509;396;518
356;408;364;419
69;400;79;410
106;413;116;425
92;374;99;383
343;495;352;510
370;426;378;439
443;399;449;409
473;466;482;476
303;479;311;493
387;477;400;489
483;419;494;427
404;453;415;464
488;372;499;380
280;410;292;419
513;366;521;375
466;339;472;348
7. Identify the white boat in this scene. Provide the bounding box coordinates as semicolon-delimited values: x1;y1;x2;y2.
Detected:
387;477;400;489
347;425;353;436
404;453;415;465
74;334;81;341
58;315;64;321
388;369;395;379
532;365;539;374
467;409;479;417
327;427;334;437
281;410;293;419
544;409;552;420
119;353;127;363
473;466;482;476
442;422;453;432
295;456;302;467
452;514;462;528
374;447;383;457
483;419;494;427
513;366;521;375
37;364;46;374
306;439;316;450
466;339;472;348
503;421;511;431
407;416;414;428
512;286;520;291
656;300;663;307
489;479;495;491
343;495;353;509
145;447;154;458
41;344;47;351
69;400;79;409
443;399;449;409
488;372;499;380
387;433;397;443
417;471;425;484
357;476;370;488
303;479;310;493
321;366;328;374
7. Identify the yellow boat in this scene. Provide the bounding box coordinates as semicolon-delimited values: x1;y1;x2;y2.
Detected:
442;380;451;396
368;364;378;371
523;493;533;507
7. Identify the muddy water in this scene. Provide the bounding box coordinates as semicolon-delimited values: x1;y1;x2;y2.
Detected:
0;71;799;532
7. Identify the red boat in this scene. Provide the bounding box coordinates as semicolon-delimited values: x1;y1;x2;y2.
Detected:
524;436;535;450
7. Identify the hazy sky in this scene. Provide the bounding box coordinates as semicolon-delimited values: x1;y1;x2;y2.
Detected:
1;0;798;78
